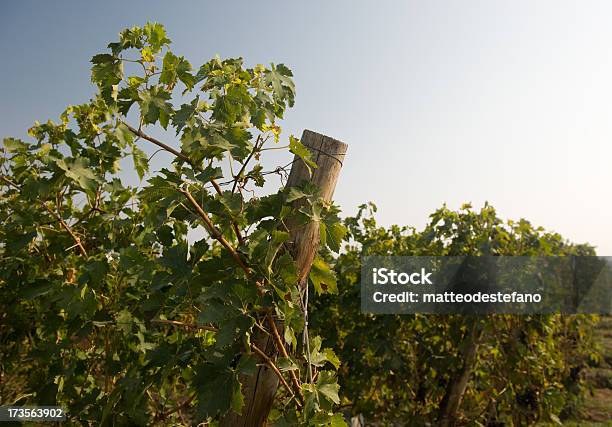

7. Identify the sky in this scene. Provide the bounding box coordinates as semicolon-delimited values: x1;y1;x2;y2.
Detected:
1;1;611;254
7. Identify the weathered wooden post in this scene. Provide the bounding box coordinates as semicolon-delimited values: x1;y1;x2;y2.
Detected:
221;129;348;426
285;130;348;286
437;320;481;427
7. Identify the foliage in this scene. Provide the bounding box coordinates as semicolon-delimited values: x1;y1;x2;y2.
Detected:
0;21;601;427
311;203;599;426
0;23;346;425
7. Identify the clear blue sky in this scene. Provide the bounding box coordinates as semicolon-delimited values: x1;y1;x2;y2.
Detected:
1;1;611;254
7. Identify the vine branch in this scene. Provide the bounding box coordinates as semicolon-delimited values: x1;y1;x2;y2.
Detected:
123;122;245;245
266;315;304;401
124;122;192;166
150;319;218;332
250;343;301;408
42;204;88;257
178;187;250;275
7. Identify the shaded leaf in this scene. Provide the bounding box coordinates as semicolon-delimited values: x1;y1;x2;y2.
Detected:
309;256;337;294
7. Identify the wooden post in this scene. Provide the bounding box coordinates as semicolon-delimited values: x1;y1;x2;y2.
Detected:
285;130;348;288
437;320;481;427
221;130;348;427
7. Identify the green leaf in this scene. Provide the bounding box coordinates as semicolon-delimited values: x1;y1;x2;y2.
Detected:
138;86;172;125
302;383;319;419
56;157;97;191
309;256;337;294
231;378;244;415
309;336;341;369
172;99;198;134
117;26;145;51
309;411;347;427
215;315;253;349
246;164;265;187
198;304;231;326
289;135;317;175
316;371;340;405
275;253;298;285
131;145;148;180
277;357;299;372
114;123;133;148
128;76;145;87
3;138;28;153
324;222;347;253
160;51;192;88
328;413;348;427
159;110;170;129
195;166;223;183
194;364;239;420
264;63;296;108
90;53;123;98
284;324;298;351
310;412;348;427
265;230;289;273
207;133;235;152
143;22;171;53
20;281;53;300
285;187;308;203
177;56;196;90
236;354;257;376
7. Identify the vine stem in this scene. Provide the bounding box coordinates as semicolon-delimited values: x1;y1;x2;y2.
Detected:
303;281;314;385
266;315;304;402
123;122;245;245
250;343;301;408
124;122;191;165
231;134;263;194
150;319;218;331
178;187;250;275
157;392;197;421
42;204;88;257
